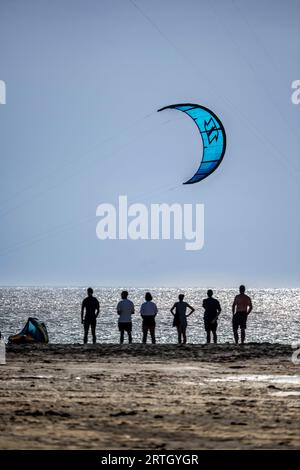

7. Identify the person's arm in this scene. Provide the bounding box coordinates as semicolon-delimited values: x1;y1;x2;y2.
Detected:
95;300;100;318
81;301;85;324
232;297;237;315
170;303;176;316
247;298;253;315
117;302;121;316
154;304;158;317
131;303;135;315
186;303;195;317
212;301;221;323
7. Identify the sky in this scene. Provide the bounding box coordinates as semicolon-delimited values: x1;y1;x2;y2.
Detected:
0;0;299;287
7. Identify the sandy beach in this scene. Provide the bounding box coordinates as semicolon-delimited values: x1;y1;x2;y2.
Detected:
0;343;299;450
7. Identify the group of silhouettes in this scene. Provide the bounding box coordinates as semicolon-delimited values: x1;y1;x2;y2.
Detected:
81;285;253;345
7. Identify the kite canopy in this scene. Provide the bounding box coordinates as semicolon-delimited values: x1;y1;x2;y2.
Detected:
158;103;226;184
8;317;49;344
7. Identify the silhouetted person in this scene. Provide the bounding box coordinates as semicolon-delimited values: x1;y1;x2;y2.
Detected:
117;291;135;344
81;287;100;344
232;285;253;344
171;294;195;344
140;292;158;344
202;290;221;344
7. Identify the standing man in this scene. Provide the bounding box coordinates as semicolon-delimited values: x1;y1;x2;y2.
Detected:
81;287;100;344
140;292;158;344
117;291;135;344
232;285;253;344
202;290;221;344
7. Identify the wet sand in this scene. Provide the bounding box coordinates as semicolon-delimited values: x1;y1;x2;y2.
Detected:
0;343;299;449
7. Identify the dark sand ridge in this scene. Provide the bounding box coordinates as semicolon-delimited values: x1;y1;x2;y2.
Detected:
0;344;299;449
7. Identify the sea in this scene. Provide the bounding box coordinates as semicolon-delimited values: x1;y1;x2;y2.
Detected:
0;287;299;344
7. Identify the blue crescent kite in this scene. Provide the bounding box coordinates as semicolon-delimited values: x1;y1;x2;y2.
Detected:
158;103;226;184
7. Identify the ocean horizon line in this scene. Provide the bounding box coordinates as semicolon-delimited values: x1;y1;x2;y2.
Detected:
0;285;300;290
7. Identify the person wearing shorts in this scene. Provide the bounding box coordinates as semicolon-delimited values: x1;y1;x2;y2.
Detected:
171;294;195;344
117;291;135;344
202;290;221;344
140;292;158;344
81;287;100;344
232;285;253;344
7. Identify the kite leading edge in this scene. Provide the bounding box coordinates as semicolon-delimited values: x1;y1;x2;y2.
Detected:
157;103;226;184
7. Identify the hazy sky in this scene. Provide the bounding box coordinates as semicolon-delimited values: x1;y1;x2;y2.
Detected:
0;0;299;287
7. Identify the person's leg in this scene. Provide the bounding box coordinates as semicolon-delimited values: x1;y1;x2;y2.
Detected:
91;321;96;344
182;327;187;344
213;331;217;343
241;328;246;344
233;328;239;344
128;331;132;344
150;325;156;344
206;330;211;343
232;315;239;344
142;322;148;344
84;321;89;344
120;329;124;344
177;326;182;344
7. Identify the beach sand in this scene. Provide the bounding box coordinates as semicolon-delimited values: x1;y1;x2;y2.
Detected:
0;343;299;450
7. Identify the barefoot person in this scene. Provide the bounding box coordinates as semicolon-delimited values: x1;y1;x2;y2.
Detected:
140;292;158;344
171;294;195;344
202;290;221;344
232;285;253;344
117;291;135;344
81;287;100;344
